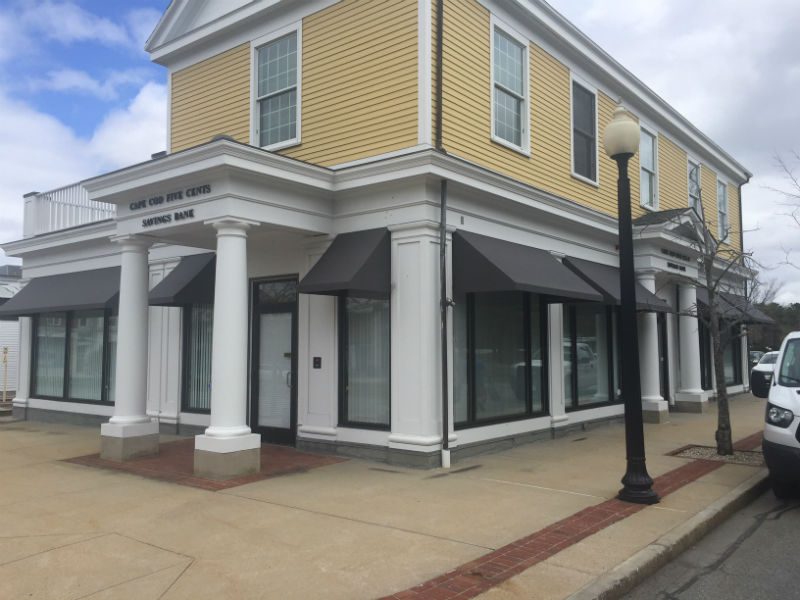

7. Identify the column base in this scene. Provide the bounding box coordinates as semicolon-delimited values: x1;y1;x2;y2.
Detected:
674;391;709;413
193;433;261;479
100;421;160;462
642;398;669;424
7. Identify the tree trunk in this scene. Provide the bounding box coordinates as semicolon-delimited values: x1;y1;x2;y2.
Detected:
709;294;734;455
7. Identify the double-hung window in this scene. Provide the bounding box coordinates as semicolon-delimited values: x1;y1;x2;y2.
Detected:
717;180;729;239
571;80;598;183
688;160;701;213
640;129;657;209
492;25;528;152
256;30;299;148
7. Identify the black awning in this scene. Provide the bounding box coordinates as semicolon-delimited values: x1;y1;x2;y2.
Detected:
149;253;216;307
562;257;671;313
695;289;774;325
0;267;120;318
452;231;602;302
299;228;390;297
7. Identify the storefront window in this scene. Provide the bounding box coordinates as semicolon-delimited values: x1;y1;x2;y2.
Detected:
455;292;547;427
33;310;115;403
183;304;213;412
563;304;617;410
724;326;742;386
68;310;104;401
34;313;67;397
106;316;117;403
341;297;390;428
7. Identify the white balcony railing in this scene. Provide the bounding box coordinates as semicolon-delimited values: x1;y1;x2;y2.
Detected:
23;183;116;238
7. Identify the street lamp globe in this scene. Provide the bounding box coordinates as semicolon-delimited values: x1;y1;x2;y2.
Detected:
604;106;639;158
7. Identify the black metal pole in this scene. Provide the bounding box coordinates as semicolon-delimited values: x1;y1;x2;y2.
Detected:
614;153;659;505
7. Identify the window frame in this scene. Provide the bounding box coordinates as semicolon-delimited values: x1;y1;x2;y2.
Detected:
456;292;549;430
563;304;621;412
570;74;599;186
489;17;531;156
31;309;116;406
717;178;729;240
687;158;701;213
337;293;392;432
639;126;659;210
250;22;303;152
181;303;213;414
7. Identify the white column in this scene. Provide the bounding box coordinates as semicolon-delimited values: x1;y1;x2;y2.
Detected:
637;272;668;423
13;317;32;415
101;236;159;460
593;313;609;403
194;219;260;478
675;283;707;412
548;304;568;429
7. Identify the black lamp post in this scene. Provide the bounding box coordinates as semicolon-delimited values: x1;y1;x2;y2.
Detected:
604;106;659;505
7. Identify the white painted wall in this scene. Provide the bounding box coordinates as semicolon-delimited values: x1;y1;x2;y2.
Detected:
0;320;19;396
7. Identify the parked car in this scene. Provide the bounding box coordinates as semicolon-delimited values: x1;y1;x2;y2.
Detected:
750;351;779;395
752;332;800;498
749;350;765;367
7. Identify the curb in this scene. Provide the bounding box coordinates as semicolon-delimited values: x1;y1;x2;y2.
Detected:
566;467;770;600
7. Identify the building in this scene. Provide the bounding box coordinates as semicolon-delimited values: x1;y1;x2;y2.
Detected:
0;0;762;477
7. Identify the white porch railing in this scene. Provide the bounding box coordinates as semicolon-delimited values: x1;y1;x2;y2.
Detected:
23;183;116;238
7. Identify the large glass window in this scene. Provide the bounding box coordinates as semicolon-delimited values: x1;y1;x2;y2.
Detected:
778;339;800;387
572;81;597;182
688;160;701;212
455;292;547;427
563;305;618;409
723;325;742;386
256;31;298;148
492;27;527;150
34;313;67;397
33;310;115;403
340;297;391;428
640;129;657;209
68;311;104;401
183;304;213;412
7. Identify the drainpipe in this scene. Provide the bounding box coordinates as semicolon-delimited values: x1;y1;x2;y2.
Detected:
435;0;452;469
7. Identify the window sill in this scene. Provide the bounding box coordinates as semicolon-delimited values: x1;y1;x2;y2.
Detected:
571;171;599;188
491;135;531;158
639;201;659;212
455;410;549;430
259;137;301;153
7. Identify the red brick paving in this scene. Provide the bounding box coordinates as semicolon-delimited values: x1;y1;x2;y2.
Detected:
65;438;345;491
379;431;764;600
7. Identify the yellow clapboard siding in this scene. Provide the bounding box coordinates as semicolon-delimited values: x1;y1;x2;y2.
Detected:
171;44;251;151
279;0;418;165
727;185;741;249
658;135;689;211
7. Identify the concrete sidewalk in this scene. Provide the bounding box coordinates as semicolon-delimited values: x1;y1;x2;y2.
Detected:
0;395;767;600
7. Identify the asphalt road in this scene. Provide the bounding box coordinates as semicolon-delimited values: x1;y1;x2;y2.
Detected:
624;488;800;600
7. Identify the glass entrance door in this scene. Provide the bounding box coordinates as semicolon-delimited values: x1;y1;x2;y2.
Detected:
251;278;298;445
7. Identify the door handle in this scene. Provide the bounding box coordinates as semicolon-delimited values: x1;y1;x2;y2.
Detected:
286;371;292;388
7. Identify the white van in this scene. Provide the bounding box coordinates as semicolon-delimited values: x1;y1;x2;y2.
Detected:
753;331;800;497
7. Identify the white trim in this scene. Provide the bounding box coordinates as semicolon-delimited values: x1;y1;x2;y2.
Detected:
569;72;600;187
250;21;303;151
418;0;433;146
489;15;531;156
716;176;729;241
639;124;659;211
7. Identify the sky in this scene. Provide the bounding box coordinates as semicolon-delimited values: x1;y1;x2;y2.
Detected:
0;1;798;303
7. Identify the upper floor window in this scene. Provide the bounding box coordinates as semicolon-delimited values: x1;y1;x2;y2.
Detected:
256;30;299;149
688;160;701;212
491;25;529;153
640;129;657;209
717;180;729;239
571;80;597;183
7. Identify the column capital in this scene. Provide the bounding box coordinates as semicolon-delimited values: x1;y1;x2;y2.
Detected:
204;217;260;235
110;234;153;252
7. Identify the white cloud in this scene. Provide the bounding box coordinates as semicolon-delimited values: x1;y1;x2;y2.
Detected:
26;68;151;100
0;82;167;244
22;1;132;48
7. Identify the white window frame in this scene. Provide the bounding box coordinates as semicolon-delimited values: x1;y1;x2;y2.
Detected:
250;21;302;151
687;158;701;213
569;73;599;187
639;125;659;210
489;15;530;156
717;178;729;240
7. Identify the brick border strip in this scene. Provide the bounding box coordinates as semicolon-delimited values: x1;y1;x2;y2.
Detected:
380;432;763;600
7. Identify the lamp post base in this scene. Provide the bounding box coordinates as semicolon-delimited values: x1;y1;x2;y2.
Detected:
618;460;660;504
